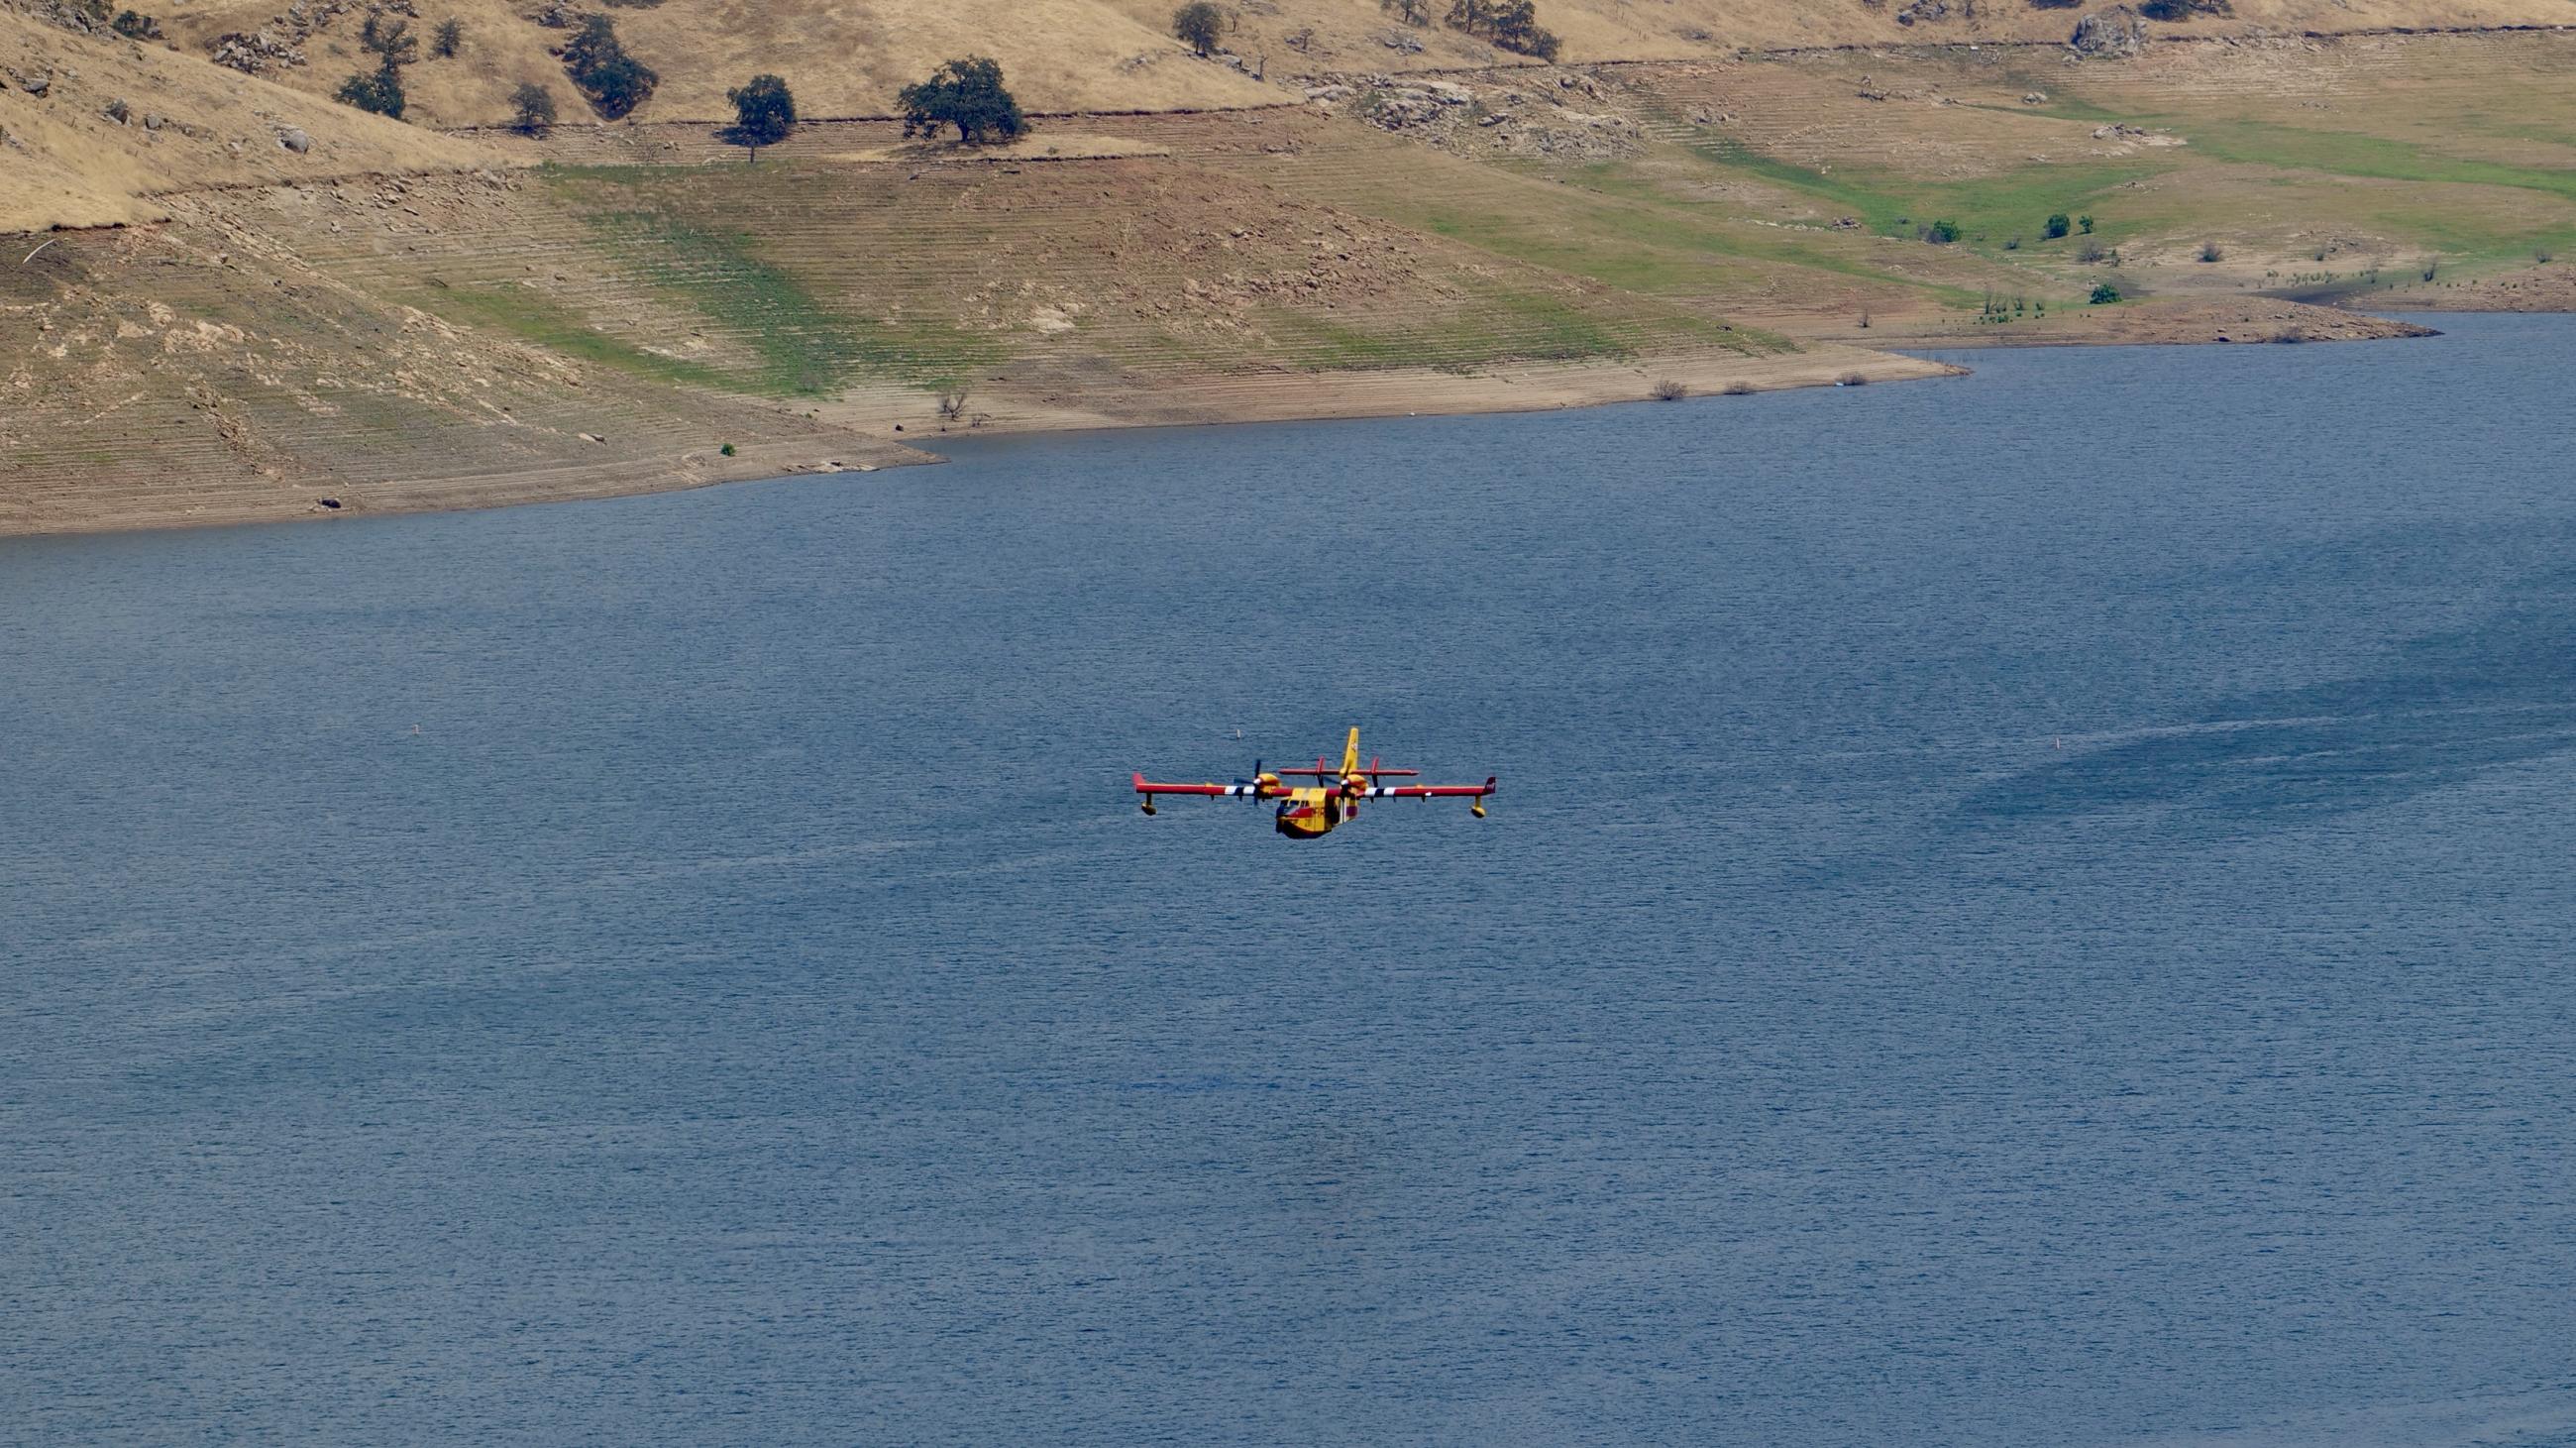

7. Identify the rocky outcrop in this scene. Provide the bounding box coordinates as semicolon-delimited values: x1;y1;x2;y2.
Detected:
207;0;402;73
2070;4;2148;56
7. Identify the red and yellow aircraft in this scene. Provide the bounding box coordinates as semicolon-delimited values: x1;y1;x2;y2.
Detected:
1133;727;1496;838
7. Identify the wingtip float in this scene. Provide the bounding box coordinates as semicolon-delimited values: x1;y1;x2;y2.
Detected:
1133;726;1496;838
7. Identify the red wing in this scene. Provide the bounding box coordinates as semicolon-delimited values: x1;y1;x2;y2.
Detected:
1364;776;1496;799
1132;773;1270;799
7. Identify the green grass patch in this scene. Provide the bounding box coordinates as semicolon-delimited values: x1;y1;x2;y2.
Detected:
586;211;1000;394
2159;118;2576;202
536;163;1002;394
416;283;732;390
1681;137;2163;247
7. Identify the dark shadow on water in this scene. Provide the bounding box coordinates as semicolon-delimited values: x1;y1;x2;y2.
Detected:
1958;567;2576;830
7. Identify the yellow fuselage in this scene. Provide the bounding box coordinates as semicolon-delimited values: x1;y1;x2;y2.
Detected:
1273;783;1354;838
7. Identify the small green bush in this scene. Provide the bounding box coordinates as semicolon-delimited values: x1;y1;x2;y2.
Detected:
336;63;404;118
2089;281;2120;304
2043;213;2071;239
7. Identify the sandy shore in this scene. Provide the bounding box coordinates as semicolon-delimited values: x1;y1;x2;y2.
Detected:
801;345;1964;444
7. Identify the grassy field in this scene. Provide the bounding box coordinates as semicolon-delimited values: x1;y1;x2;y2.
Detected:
1241;35;2576;330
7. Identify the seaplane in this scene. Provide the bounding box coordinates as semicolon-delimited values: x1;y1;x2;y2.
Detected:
1133;727;1497;839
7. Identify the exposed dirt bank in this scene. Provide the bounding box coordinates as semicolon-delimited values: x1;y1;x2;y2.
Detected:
1796;298;2441;349
2362;266;2576;314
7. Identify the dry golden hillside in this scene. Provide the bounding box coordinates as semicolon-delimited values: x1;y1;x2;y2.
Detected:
152;0;1278;129
128;0;2576;128
0;7;499;232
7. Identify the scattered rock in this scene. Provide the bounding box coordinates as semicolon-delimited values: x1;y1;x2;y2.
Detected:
578;432;604;444
21;0;114;36
276;127;310;154
19;70;53;98
210;29;308;74
2070;5;2148;57
103;97;132;124
316;497;343;509
2022;90;2049;104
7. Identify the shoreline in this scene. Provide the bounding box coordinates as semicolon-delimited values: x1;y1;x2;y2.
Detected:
8;317;2516;541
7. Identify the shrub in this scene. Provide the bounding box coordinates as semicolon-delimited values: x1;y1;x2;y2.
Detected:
2420;259;2438;282
1173;1;1224;56
110;9;160;39
2078;213;2095;234
360;14;418;65
2138;0;2230;17
2003;235;2020;250
1381;0;1431;23
2199;240;2223;263
2539;250;2554;265
2076;237;2107;264
725;73;796;160
719;442;736;456
901;57;1026;145
432;18;463;56
2043;212;2071;239
1652;379;1686;401
1721;380;1755;395
509;81;557;134
2089;281;2120;303
1837;372;1869;387
1447;0;1558;58
336;63;404;118
1922;218;1960;245
562;15;657;120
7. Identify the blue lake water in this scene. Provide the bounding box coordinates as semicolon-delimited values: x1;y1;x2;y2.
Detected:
6;315;2576;1446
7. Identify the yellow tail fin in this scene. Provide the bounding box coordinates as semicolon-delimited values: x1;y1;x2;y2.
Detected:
1342;726;1361;776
